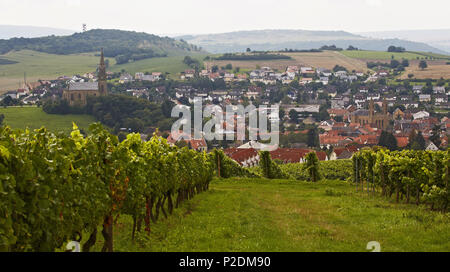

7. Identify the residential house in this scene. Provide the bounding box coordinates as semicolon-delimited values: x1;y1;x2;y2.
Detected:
413;111;430;120
419;94;431;102
119;73;133;84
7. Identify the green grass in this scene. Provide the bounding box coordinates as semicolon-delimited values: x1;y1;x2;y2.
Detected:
87;178;450;252
340;50;448;60
109;54;207;79
0;106;97;134
0;50;207;92
0;50;110;78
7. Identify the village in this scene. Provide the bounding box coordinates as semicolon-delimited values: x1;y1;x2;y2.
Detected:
1;59;449;168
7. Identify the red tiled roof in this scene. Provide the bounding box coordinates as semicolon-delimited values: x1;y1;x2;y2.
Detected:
315;151;327;161
353;135;379;145
269;148;328;162
190;139;207;150
395;136;409;148
224;148;259;165
319;135;348;145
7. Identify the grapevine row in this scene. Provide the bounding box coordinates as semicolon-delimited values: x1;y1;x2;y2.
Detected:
0;123;214;252
352;148;449;212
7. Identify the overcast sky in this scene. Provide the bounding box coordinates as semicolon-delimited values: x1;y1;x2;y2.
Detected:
1;0;450;35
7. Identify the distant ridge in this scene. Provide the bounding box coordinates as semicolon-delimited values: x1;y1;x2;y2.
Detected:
358;29;450;53
177;29;448;54
0;25;75;39
0;29;203;64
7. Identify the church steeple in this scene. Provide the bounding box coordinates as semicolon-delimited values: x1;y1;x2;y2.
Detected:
98;48;107;95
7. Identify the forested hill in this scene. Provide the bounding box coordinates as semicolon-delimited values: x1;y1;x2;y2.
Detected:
0;29;204;64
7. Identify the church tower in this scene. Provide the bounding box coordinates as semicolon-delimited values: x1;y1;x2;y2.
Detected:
98;48;108;95
369;99;374;124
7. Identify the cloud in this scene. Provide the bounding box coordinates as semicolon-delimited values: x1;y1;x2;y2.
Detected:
66;0;81;7
365;0;383;7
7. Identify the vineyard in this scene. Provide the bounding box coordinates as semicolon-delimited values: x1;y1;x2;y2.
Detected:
352;148;449;212
0;124;448;252
0;123;215;252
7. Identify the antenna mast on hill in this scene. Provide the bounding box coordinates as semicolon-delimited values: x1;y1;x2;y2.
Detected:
82;24;87;32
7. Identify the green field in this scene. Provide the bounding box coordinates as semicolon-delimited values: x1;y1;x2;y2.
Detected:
88;178;449;252
340;50;450;60
109;54;207;78
0;106;97;134
0;50;112;92
0;50;207;93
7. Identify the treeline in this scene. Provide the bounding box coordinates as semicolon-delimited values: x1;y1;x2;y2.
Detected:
0;124;214;251
183;56;201;69
42;95;176;134
214;53;292;61
319;45;343;51
367;59;409;71
387;46;406;53
85;95;175;133
114;49;167;65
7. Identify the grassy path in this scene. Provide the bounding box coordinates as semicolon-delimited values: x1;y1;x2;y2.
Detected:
94;178;449;252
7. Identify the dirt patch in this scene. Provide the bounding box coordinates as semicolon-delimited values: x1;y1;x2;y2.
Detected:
399;60;450;79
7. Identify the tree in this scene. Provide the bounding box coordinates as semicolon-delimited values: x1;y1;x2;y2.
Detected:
307;128;320;148
378;131;398;150
246;48;251;52
387;46;405;52
225;64;232;70
289;109;299;123
0;114;4;126
161;100;174;118
419;60;428;70
305;152;321;182
318;104;330;121
408;130;425;150
401;59;409;67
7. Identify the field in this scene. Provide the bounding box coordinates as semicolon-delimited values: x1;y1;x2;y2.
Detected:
89;178;450;252
0;50;112;93
109;54;207;78
339;50;450;60
0;50;207;93
0;106;97;134
399;60;450;79
206;51;368;72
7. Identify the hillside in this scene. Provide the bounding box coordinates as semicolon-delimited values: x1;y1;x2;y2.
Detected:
178;29;448;54
359;29;450;54
205;51;369;73
0;25;75;39
0;50;206;93
0;29;203;63
0;29;206;92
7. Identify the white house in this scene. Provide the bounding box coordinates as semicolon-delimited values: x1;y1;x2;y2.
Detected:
419;94;431;102
413;111;430;120
426;141;439;151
